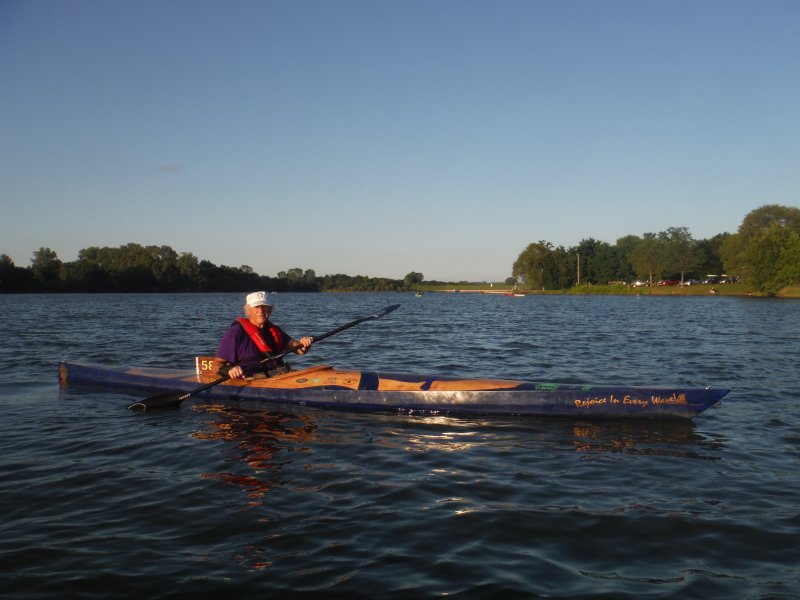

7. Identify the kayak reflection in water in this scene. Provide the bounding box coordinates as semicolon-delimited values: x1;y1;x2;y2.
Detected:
195;405;317;501
215;291;313;379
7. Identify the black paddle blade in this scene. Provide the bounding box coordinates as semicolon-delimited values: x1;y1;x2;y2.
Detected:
373;304;401;319
128;392;186;411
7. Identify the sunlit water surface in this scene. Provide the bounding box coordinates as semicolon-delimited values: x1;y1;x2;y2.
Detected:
1;292;799;599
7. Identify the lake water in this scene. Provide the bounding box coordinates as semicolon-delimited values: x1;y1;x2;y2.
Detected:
1;292;799;599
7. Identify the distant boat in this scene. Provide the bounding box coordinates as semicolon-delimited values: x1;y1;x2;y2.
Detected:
414;292;423;297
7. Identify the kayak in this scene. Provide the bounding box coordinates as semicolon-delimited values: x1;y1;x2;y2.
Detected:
58;358;729;419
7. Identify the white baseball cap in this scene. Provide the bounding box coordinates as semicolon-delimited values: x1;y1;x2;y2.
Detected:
245;291;271;308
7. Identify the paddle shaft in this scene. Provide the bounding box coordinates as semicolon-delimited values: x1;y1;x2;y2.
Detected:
169;340;299;403
128;303;400;410
177;317;361;400
198;303;400;395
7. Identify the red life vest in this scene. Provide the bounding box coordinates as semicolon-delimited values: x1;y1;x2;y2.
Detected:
236;318;284;354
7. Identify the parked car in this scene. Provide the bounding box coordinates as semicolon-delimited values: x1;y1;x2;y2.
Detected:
657;279;679;286
684;278;701;285
631;280;649;288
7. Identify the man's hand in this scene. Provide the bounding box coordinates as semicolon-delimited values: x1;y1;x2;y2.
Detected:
293;336;313;355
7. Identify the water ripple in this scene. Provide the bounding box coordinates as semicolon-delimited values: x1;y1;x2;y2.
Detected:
1;293;800;598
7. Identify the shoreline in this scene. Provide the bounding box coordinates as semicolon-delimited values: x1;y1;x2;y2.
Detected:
426;284;800;298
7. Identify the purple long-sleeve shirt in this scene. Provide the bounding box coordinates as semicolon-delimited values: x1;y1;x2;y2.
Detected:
215;320;291;375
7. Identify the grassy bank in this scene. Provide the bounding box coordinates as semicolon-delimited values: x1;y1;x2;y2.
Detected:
568;283;749;296
777;285;800;298
422;283;800;297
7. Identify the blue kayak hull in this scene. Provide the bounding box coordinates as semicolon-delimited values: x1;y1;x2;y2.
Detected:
58;361;729;419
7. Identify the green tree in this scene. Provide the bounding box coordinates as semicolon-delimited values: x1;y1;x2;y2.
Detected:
31;247;62;289
629;234;665;285
614;235;640;282
177;252;201;290
745;226;800;293
513;241;571;289
572;238;623;284
695;234;729;278
738;204;800;236
403;271;424;290
722;204;800;293
513;241;551;289
0;254;15;286
658;227;703;285
551;246;574;288
285;268;304;281
572;239;600;284
150;245;180;290
0;254;33;291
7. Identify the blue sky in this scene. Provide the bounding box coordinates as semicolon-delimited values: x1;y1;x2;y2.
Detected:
1;0;798;282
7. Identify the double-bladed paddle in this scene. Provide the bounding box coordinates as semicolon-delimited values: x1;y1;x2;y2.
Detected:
127;303;400;411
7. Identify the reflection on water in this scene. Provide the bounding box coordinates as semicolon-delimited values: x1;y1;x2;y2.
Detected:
377;413;722;458
193;403;317;504
569;419;721;457
193;404;723;475
4;293;800;597
386;415;484;453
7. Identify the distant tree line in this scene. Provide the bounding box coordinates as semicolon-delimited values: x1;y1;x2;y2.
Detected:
511;204;800;295
0;243;429;293
4;205;797;295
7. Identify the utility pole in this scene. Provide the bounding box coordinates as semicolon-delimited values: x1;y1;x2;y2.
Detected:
576;253;581;285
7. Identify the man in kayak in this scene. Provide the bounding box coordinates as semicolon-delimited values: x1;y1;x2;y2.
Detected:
214;291;313;379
